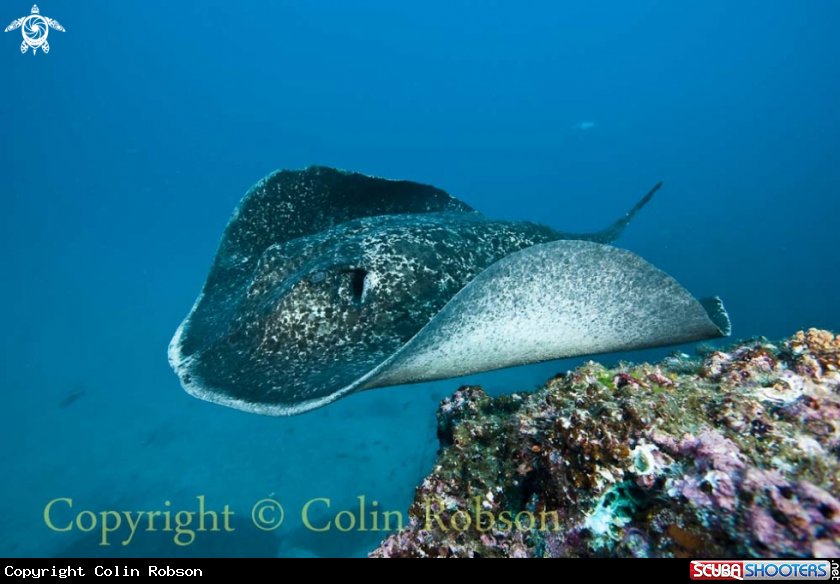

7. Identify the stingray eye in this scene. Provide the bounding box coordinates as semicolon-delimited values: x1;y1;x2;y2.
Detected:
309;271;326;284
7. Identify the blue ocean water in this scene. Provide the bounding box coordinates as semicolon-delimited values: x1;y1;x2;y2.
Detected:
1;1;838;558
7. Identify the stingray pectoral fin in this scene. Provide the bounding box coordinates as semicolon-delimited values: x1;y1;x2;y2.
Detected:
359;240;730;390
699;296;732;337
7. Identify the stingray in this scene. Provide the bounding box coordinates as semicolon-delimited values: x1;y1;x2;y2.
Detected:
169;166;730;416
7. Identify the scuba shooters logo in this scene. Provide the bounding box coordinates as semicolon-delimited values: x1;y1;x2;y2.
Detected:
690;560;839;581
4;5;65;54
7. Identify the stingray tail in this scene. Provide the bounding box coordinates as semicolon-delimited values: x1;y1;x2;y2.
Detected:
576;181;663;244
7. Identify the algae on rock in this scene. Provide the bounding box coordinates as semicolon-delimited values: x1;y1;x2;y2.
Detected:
370;330;840;558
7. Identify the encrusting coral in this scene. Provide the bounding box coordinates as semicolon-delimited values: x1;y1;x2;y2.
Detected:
370;330;840;558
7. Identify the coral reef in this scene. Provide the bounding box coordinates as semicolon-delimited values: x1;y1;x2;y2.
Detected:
370;330;840;558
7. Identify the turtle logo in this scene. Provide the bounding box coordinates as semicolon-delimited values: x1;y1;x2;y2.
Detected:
5;5;64;55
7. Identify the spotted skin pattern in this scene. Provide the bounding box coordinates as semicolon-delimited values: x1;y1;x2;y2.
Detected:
169;167;722;416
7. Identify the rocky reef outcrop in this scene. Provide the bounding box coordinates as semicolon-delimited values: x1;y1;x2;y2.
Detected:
370;330;840;558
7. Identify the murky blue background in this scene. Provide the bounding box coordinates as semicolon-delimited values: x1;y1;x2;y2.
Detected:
1;1;838;557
